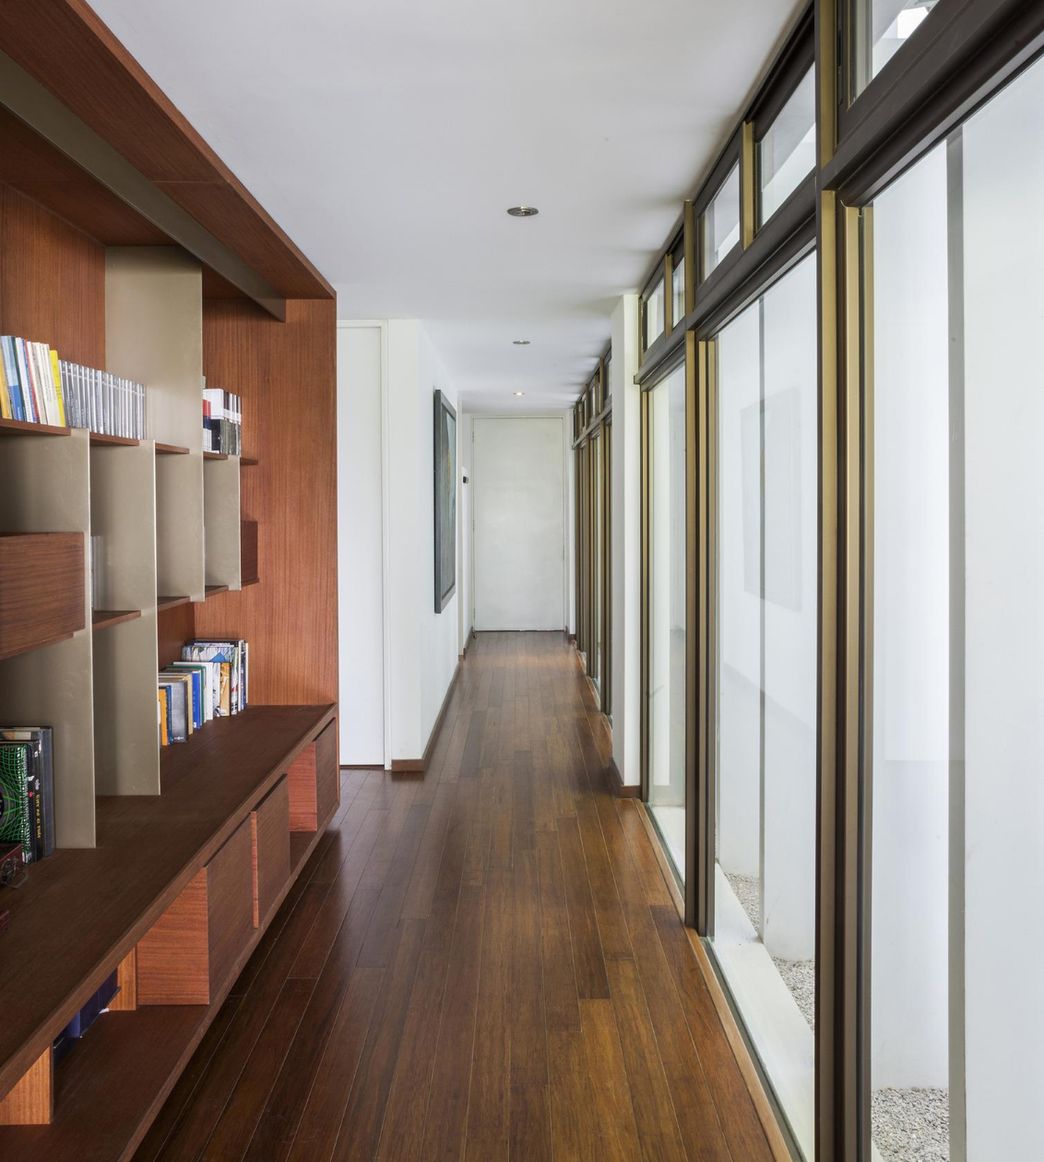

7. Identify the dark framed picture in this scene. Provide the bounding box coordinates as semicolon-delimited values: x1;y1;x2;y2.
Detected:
433;389;457;613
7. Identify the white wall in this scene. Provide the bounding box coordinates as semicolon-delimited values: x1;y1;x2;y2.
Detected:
610;294;641;785
472;416;567;631
337;318;461;767
458;413;473;653
336;322;386;765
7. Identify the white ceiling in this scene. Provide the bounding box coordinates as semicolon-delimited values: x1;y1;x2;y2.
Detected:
91;0;804;412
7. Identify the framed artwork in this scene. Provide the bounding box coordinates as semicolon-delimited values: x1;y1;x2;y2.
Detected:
433;389;457;612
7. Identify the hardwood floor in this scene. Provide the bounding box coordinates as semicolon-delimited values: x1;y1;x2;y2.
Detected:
137;632;775;1162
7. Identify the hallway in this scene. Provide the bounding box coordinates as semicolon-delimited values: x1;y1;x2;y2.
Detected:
138;632;776;1161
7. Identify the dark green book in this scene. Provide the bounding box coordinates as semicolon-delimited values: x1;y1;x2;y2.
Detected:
0;743;34;860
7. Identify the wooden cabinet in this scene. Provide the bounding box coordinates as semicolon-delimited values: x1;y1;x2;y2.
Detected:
287;721;339;833
136;819;254;1006
251;776;290;927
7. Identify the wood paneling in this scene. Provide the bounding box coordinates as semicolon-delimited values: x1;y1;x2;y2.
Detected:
156;601;195;668
110;949;138;1012
252;778;291;927
0;184;105;366
137;869;211;1006
196;298;337;707
314;721;339;827
241;518;259;585
0;532;84;660
141;633;778;1161
207;818;255;997
0;1;332;299
287;743;319;833
0;1050;52;1126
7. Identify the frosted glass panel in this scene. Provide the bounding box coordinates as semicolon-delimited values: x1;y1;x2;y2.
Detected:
647;364;687;883
710;254;817;1159
644;279;665;348
701;164;741;278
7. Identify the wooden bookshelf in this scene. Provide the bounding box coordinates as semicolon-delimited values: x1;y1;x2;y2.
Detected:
91;609;142;632
0;417;70;438
0;7;337;1155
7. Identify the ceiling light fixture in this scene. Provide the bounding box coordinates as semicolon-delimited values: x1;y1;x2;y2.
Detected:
514;391;525;397
512;339;531;346
507;205;539;217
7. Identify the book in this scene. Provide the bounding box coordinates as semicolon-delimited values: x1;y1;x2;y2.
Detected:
162;667;202;731
158;688;169;747
0;337;24;421
202;386;242;454
157;678;189;743
182;639;248;714
167;661;218;723
0;353;11;420
0;744;35;861
0;727;55;859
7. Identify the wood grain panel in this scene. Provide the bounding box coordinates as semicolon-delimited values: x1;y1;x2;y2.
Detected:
0;533;85;660
110;948;138;1012
252;778;291;928
287;743;318;833
137;869;210;1006
206;817;255;997
0;184;105;365
196;299;337;708
156;600;195;668
314;721;339;827
0;1050;52;1126
0;2;332;298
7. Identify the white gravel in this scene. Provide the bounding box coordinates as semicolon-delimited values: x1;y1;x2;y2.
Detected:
872;1088;950;1161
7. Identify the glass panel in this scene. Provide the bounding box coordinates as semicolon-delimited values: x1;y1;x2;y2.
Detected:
644;278;665;349
604;352;612;401
759;67;816;223
711;254;817;1158
647;364;687;883
701;163;741;279
856;0;942;95
672;254;686;326
592;433;603;691
869;51;1044;1162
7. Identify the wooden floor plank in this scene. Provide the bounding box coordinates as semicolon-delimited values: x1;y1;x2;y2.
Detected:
149;632;777;1162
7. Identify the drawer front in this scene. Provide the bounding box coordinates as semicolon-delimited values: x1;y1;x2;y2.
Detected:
206;818;254;997
251;777;290;927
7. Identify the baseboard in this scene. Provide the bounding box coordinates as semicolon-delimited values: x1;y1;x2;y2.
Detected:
387;655;463;774
608;757;640;798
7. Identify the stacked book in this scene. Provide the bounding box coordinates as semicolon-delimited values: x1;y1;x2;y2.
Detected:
0;727;55;863
0;333;148;438
202;387;242;454
158;638;249;746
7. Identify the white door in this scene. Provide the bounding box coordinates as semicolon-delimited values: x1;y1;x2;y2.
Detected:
473;416;565;630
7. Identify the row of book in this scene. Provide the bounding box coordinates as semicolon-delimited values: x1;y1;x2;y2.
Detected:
0;727;55;864
202;387;243;454
0;333;148;439
157;638;249;746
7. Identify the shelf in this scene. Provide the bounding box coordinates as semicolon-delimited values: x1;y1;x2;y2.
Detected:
154;443;189;456
202;450;227;460
240;456;258;467
91;609;142;633
156;595;190;613
203;584;228;599
89;433;140;448
0;533;85;662
0;705;336;1109
0;417;70;438
241;577;261;588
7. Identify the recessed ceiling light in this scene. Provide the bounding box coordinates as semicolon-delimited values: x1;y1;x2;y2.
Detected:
514;391;525;397
507;205;539;217
512;339;530;346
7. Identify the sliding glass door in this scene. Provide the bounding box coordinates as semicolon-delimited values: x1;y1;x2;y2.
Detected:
708;253;818;1157
645;363;687;883
867;53;1044;1162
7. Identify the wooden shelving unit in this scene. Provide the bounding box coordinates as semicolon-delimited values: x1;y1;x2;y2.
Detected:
0;7;338;1156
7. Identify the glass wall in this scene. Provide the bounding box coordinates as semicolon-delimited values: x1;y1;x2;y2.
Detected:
869;53;1044;1162
646;363;687;882
710;254;818;1158
643;276;665;350
852;0;942;95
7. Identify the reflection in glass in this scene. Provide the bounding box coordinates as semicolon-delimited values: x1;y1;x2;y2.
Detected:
644;279;665;349
869;51;1044;1162
858;0;941;91
647;364;687;882
759;67;816;223
710;254;817;1158
672;254;686;327
701;163;741;279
